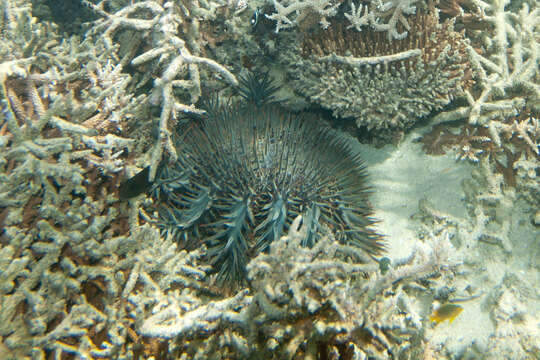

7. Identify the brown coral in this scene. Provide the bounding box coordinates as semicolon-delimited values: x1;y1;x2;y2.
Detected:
302;8;472;85
421;109;540;186
437;0;489;31
286;8;472;132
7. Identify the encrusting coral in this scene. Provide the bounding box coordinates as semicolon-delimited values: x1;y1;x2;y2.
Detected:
281;6;471;132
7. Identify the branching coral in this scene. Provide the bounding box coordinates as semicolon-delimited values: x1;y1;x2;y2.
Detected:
0;24;209;351
345;0;421;40
0;2;169;357
264;0;341;32
432;0;540;127
421;110;539;186
267;0;422;40
2;0;537;358
418;0;539;193
140;216;460;359
83;0;238;180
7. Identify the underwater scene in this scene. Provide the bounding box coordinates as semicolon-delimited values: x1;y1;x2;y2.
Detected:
0;0;538;359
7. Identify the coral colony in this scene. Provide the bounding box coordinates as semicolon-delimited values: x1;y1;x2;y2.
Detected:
285;9;471;131
0;0;538;359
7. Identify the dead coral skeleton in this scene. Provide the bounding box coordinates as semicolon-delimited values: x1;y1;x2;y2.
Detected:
84;0;238;180
267;0;422;40
265;0;341;33
345;0;421;40
139;216;460;359
432;0;540;128
423;0;539;188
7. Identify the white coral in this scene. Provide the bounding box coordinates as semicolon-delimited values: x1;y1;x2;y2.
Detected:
434;0;540;133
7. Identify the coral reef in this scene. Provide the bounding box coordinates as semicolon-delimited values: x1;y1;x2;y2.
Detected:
431;0;540;126
267;0;423;40
421;0;539;187
0;0;227;357
413;158;540;359
141;215;460;359
0;0;538;358
280;8;471;132
264;0;341;32
151;82;382;285
421;111;539;186
82;0;238;179
0;1;145;357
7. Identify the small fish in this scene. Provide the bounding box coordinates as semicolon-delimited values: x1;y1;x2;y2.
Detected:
119;166;153;200
251;8;262;27
429;303;463;325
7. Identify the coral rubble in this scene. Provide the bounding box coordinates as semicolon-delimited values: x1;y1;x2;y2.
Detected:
413;158;540;359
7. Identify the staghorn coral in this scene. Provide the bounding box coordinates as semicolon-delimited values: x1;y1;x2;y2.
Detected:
0;31;209;355
140;215;461;359
281;8;471;133
83;0;239;180
0;1;237;357
437;0;489;31
2;1;537;359
0;203;207;359
264;0;341;32
419;0;539;190
150;77;382;285
344;0;421;40
422;0;540;177
267;0;422;40
0;1;187;357
431;0;540;127
421;109;539;187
